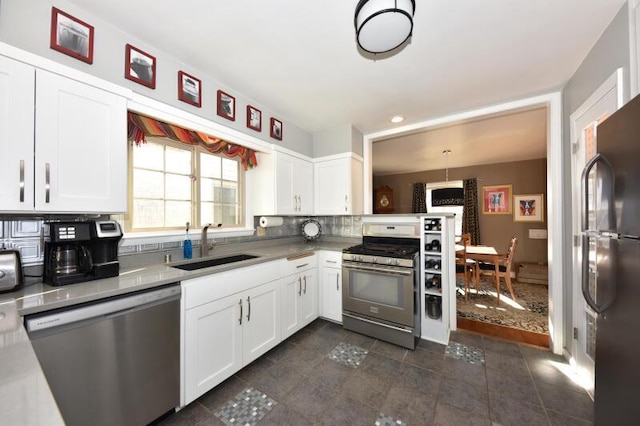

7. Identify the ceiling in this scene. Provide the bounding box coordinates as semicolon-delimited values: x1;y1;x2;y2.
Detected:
67;0;624;173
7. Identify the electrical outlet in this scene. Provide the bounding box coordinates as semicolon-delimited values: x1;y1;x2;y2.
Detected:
256;227;266;237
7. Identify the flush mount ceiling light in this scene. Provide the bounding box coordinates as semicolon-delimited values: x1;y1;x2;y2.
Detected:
391;115;404;123
355;0;416;54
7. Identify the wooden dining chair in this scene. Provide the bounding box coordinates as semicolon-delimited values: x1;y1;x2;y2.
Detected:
477;237;518;302
456;233;478;300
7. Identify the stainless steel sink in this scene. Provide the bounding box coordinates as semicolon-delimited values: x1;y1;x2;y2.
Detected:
171;254;260;271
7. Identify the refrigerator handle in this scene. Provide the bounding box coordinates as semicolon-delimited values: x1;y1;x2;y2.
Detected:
581;234;616;314
581;153;616;233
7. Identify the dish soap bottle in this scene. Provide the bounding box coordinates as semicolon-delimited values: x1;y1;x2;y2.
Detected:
183;222;192;260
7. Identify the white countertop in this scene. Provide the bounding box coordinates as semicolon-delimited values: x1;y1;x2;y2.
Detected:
0;238;352;425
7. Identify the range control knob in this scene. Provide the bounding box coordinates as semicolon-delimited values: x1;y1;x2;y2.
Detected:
372;257;377;263
395;259;401;266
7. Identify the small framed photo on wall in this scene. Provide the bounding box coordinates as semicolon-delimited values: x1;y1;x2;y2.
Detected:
247;105;262;132
50;7;94;64
482;184;512;215
178;71;202;107
125;44;156;89
217;90;235;121
513;194;544;222
270;117;283;141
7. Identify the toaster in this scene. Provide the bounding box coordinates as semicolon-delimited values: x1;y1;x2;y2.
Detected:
0;249;24;292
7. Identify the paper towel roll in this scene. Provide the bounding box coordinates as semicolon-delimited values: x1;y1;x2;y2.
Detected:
259;216;284;228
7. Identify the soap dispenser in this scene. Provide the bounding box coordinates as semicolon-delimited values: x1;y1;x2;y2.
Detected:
183;222;192;260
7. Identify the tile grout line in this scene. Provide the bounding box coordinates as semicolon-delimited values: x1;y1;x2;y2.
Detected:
519;344;553;426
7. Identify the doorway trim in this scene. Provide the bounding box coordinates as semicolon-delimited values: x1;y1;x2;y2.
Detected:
362;92;564;354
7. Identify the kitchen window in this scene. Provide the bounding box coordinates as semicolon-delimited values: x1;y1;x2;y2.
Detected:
125;137;244;232
426;180;464;236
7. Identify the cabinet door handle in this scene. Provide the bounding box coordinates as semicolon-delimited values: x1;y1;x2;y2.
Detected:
336;274;340;291
296;263;309;269
303;276;307;294
45;163;50;203
247;296;251;321
345;195;348;212
19;160;25;202
298;277;302;296
239;299;243;325
326;260;337;264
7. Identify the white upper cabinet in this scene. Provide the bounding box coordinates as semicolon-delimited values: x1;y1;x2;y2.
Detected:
248;150;314;216
314;155;363;215
0;55;127;214
0;56;35;212
34;70;127;213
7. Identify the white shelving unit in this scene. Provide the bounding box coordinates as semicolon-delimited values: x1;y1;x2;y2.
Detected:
420;214;456;344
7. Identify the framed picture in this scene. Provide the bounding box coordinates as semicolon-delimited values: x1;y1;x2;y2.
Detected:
125;44;156;89
270;117;283;141
482;184;512;214
178;71;201;107
217;90;235;121
514;194;544;222
50;7;94;64
246;105;262;132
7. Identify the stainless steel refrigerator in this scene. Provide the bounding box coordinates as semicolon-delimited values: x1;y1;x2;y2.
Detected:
582;93;640;425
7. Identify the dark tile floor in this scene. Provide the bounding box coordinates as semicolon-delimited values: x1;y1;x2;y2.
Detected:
158;319;593;426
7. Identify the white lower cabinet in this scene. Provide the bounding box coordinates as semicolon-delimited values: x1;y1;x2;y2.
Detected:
319;251;342;323
182;261;282;405
281;254;318;339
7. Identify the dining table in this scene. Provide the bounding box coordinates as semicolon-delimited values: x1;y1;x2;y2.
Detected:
455;244;504;303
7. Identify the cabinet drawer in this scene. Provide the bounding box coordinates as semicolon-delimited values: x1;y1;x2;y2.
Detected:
183;260;281;309
319;250;342;267
281;252;317;276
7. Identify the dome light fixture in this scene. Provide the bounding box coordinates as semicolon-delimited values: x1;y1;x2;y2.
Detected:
355;0;416;54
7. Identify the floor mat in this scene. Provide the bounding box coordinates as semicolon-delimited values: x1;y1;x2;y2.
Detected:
456;278;549;335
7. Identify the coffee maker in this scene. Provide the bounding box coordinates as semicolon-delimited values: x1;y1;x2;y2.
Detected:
43;220;123;286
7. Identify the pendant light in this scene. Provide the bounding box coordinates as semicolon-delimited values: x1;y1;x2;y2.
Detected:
354;0;416;54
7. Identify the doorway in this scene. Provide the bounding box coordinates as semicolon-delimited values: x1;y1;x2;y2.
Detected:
569;68;623;396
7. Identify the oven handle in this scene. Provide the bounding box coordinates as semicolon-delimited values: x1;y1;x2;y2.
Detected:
342;263;413;276
343;312;412;334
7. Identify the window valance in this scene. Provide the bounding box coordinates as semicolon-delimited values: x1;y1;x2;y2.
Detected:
127;112;258;170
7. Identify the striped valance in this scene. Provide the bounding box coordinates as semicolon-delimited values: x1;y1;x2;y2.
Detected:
127;112;258;170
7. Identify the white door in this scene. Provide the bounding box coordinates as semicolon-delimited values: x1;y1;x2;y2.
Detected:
321;266;342;323
570;69;623;396
242;280;281;365
299;270;318;326
315;158;349;214
281;273;302;339
275;153;296;214
0;56;35;212
184;295;243;405
294;158;314;214
34;70;127;213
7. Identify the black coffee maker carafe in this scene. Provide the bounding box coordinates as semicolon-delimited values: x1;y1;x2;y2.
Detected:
44;221;122;286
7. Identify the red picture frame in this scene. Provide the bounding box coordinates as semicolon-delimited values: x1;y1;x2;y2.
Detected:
482;184;512;215
270;118;283;141
178;71;202;107
217;90;236;121
50;7;94;64
246;105;262;132
125;44;156;89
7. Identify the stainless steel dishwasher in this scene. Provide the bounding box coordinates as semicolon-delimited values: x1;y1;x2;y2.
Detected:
25;283;181;426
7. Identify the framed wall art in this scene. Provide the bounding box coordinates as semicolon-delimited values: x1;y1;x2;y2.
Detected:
178;71;201;107
217;90;235;121
125;44;156;89
482;184;512;214
514;194;544;222
270;117;283;141
246;105;262;132
50;7;94;64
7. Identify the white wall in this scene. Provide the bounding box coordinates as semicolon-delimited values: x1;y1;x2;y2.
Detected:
0;0;314;156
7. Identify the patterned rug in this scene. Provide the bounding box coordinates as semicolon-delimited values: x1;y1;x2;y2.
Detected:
455;278;549;335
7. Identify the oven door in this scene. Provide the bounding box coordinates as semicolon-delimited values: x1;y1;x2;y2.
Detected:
342;260;415;327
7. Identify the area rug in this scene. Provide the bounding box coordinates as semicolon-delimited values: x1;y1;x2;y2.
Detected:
455;278;549;335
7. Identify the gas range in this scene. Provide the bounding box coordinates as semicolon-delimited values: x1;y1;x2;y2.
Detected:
342;240;419;268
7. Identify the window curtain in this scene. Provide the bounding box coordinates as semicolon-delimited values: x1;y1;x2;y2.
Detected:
411;182;427;213
462;178;480;244
127;112;258;170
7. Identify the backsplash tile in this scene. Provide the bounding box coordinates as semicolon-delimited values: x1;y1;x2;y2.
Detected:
0;215;364;265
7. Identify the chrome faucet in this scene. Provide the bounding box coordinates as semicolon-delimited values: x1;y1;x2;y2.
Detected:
201;223;222;257
201;223;213;257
